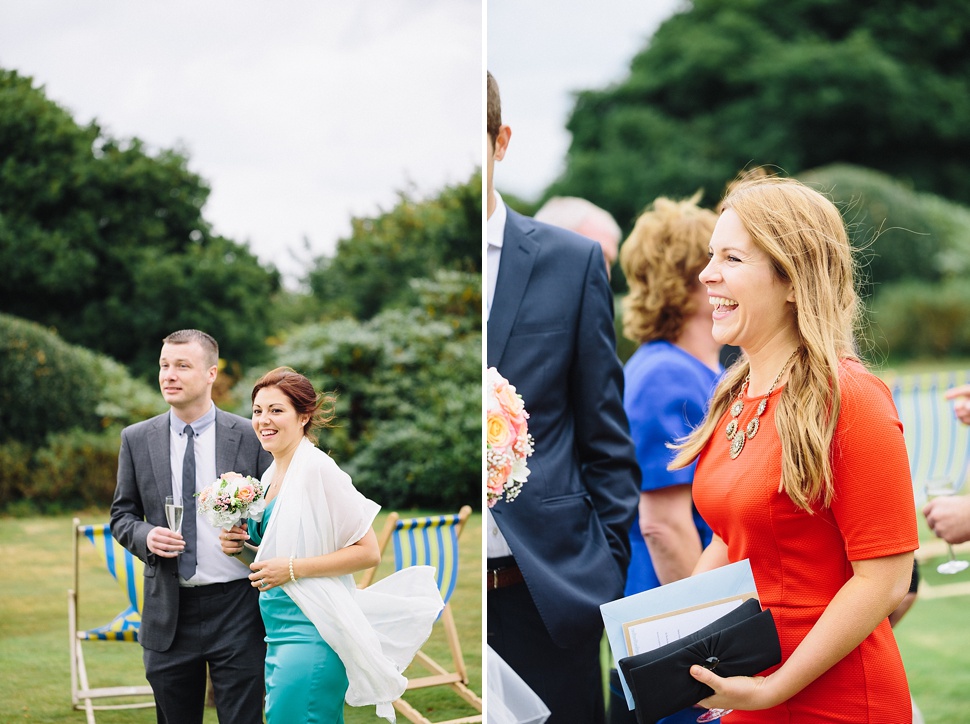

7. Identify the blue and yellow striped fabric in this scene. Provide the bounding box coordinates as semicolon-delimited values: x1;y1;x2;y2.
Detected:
78;524;145;642
888;369;970;499
391;513;462;605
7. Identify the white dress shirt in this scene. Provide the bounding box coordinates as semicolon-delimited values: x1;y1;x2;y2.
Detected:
170;406;252;585
486;192;513;560
486;191;506;321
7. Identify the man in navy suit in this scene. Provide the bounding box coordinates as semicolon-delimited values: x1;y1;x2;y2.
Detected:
486;71;640;724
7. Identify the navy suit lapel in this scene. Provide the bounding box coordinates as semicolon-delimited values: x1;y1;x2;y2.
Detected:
487;207;540;367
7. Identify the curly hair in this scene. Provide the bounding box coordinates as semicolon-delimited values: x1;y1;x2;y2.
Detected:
251;367;336;445
620;192;717;344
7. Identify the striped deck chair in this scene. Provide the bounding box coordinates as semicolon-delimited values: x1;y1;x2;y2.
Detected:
359;504;481;724
887;369;970;502
69;518;154;723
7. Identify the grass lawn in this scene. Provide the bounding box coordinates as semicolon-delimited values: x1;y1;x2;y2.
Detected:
1;509;481;723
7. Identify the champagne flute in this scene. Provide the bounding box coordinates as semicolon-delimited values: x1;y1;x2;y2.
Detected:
696;656;731;722
697;707;730;722
164;495;183;554
925;480;969;575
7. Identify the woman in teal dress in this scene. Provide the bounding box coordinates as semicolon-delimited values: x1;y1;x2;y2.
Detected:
221;367;443;723
247;496;349;722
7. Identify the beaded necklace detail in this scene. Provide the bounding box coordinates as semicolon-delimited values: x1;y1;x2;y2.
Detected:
725;348;799;460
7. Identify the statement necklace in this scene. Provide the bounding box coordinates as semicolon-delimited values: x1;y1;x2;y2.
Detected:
725;348;799;460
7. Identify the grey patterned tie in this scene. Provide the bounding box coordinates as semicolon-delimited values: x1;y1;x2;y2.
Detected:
179;424;197;579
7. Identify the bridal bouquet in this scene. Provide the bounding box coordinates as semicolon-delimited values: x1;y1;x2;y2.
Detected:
196;472;267;530
486;367;534;508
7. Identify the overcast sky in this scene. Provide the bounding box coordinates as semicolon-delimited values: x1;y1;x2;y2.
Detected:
487;0;683;202
0;1;481;285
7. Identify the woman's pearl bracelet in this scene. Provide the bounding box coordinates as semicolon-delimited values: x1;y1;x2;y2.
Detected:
288;556;297;583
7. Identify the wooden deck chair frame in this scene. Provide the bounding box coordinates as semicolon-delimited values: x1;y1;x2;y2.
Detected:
360;504;481;724
68;518;154;723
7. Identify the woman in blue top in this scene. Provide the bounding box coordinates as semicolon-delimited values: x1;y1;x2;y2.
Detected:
616;193;723;724
221;367;443;723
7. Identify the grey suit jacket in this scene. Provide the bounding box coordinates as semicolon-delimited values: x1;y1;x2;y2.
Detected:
110;407;272;652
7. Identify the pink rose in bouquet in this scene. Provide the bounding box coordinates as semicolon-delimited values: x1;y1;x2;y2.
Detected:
195;471;267;530
486;367;534;508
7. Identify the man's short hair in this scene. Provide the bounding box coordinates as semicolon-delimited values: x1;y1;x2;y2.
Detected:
487;70;502;143
162;329;219;368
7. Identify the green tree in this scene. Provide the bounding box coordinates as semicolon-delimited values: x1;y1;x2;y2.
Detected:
551;0;970;230
306;171;482;320
237;271;481;509
0;69;280;379
801;164;970;294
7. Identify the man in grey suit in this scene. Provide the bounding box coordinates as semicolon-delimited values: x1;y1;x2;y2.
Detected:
110;329;271;724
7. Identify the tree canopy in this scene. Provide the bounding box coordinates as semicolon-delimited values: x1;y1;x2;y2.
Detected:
549;0;970;231
306;171;482;320
0;69;280;378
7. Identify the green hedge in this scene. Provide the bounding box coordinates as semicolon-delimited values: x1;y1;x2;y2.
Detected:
237;272;481;509
868;280;970;361
0;429;122;514
0;313;164;447
801;165;970;295
0;313;164;512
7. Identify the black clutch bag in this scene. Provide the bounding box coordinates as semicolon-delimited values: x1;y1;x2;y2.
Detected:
616;597;781;724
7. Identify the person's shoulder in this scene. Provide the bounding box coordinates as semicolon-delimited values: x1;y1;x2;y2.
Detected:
836;358;895;415
122;411;167;438
628;342;709;380
215;407;253;429
837;358;888;393
507;206;598;257
626;342;702;396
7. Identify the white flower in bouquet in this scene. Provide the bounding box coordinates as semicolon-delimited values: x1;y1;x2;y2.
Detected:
196;472;267;530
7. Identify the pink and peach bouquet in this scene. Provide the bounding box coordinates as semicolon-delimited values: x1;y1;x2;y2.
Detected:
196;472;267;530
486;367;534;508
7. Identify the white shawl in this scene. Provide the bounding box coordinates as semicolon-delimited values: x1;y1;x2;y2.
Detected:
255;438;444;721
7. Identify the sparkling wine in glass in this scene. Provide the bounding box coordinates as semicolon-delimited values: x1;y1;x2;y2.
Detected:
695;655;731;722
697;707;731;722
164;495;183;536
925;480;969;575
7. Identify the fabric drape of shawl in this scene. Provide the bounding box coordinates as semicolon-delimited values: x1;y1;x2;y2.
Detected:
255;438;444;722
486;645;551;724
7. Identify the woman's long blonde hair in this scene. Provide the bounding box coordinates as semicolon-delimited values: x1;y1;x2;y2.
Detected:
670;175;860;511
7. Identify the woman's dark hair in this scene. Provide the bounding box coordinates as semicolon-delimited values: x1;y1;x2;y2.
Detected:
251;367;336;444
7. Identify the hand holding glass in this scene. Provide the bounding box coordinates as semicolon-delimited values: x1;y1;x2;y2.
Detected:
697;706;731;722
925;481;969;575
164;495;184;555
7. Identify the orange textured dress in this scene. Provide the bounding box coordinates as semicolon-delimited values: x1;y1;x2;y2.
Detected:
692;360;918;723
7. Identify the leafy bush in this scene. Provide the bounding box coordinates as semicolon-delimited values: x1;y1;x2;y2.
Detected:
237;272;481;509
0;313;164;448
0;429;123;513
306;171;482;321
868;279;970;361
0;313;165;512
801;165;970;296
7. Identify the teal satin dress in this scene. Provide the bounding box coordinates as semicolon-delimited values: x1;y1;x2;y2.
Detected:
249;499;349;723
